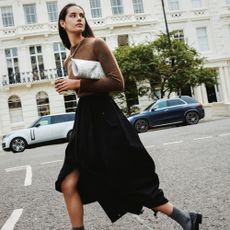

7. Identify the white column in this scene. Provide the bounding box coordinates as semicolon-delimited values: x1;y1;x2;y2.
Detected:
43;43;56;70
125;0;134;14
13;1;24;26
200;84;208;104
37;1;49;23
0;92;12;134
219;67;228;103
194;86;204;104
18;46;30;73
0;48;8;86
101;0;113;17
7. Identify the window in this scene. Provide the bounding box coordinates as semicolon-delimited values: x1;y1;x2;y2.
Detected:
1;6;14;27
173;30;184;41
226;0;230;4
30;45;45;80
5;48;20;84
23;4;37;24
53;42;67;77
46;1;58;22
36;116;51;126
52;113;75;123
89;0;102;18
196;27;209;51
118;34;129;46
8;95;23;123
167;99;185;106
191;0;202;8
132;0;144;13
153;101;167;109
110;0;124;15
64;94;77;112
36;91;50;116
168;0;180;11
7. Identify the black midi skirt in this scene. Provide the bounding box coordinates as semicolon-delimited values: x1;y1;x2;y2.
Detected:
55;93;168;222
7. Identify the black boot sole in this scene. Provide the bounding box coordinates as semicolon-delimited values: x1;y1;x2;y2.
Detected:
190;212;202;230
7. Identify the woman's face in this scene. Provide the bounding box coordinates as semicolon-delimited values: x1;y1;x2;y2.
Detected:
60;6;86;34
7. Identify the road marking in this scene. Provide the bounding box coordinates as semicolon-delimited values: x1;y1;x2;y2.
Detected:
163;140;184;145
131;214;153;230
193;136;213;141
146;145;155;149
219;133;230;137
1;209;23;230
40;160;63;165
5;165;32;186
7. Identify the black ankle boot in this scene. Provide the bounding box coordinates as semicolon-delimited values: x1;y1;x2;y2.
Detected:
189;212;202;230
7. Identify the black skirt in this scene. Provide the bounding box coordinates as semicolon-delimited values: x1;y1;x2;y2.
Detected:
55;93;168;222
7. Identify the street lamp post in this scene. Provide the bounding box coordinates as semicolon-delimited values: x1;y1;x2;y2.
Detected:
160;0;174;66
160;0;171;47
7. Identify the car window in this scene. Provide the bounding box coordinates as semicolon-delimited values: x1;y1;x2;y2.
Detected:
52;113;75;124
35;116;51;126
167;99;185;107
153;101;167;109
180;96;198;104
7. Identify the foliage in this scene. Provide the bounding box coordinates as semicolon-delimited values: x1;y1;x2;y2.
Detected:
113;32;218;113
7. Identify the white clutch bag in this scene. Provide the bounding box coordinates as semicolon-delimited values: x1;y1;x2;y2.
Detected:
71;58;105;79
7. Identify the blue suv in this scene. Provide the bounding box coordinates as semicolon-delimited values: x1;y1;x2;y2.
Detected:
128;96;205;133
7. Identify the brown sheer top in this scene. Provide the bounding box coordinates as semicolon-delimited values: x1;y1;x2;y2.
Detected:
64;37;125;97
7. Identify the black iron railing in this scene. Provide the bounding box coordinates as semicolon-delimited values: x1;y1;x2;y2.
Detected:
2;68;67;86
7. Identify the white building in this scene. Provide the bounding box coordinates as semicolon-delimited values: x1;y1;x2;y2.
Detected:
0;0;230;137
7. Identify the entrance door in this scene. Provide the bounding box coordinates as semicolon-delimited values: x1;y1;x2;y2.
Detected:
206;85;217;103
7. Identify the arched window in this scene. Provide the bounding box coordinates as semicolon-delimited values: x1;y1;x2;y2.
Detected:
8;95;23;123
64;93;77;112
36;91;50;116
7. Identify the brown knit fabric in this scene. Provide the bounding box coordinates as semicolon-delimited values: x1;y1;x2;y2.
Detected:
65;37;125;97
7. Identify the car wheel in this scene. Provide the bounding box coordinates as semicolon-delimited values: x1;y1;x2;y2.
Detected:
185;112;199;125
67;130;73;141
134;119;149;133
10;137;27;153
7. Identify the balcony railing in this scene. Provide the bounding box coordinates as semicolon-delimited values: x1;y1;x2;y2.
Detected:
167;8;210;22
0;22;58;39
1;68;66;87
88;14;156;28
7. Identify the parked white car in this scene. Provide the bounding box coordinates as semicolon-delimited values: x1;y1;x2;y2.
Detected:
2;112;75;153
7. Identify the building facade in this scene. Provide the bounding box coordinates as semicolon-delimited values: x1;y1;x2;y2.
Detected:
0;0;230;136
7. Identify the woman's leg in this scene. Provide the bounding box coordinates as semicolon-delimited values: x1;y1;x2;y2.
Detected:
153;202;173;215
61;170;84;228
152;202;202;230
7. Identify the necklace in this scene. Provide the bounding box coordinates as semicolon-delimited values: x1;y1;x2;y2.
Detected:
69;38;85;59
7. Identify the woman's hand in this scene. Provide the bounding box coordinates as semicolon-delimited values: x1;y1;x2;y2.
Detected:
55;78;80;94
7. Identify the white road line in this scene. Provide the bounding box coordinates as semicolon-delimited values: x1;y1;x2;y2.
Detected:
131;214;153;230
219;133;230;137
193;136;213;141
163;140;184;145
1;209;23;230
5;165;32;186
146;145;155;149
40;160;63;165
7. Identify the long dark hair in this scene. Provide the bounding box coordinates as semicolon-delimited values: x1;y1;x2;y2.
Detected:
58;3;94;50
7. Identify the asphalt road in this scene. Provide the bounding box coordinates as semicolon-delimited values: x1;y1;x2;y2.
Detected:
0;117;230;230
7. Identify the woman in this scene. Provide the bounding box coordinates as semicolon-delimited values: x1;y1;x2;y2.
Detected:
55;3;202;230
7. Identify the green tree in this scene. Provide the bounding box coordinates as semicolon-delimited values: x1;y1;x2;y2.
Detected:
113;44;152;115
153;33;218;97
113;32;218;114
